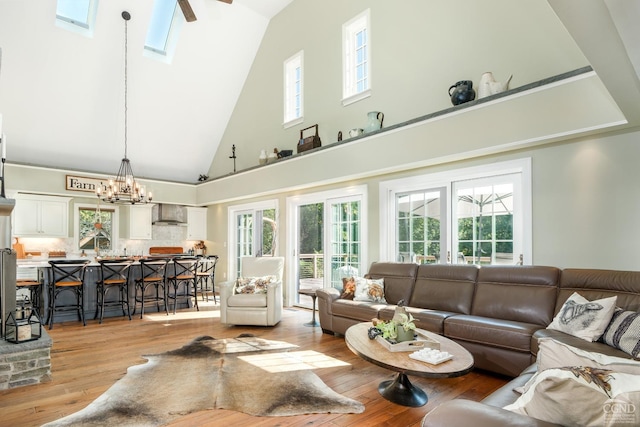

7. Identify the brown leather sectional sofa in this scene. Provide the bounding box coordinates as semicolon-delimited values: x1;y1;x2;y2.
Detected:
316;262;640;426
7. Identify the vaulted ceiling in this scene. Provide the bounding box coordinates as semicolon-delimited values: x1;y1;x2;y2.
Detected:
0;0;292;184
0;0;638;186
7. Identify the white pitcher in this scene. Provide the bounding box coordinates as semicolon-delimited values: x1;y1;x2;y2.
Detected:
478;72;512;99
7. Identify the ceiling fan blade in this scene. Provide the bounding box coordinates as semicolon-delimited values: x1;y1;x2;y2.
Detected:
177;0;197;22
218;0;233;4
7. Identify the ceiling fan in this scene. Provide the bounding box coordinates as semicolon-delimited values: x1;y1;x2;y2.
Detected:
178;0;232;23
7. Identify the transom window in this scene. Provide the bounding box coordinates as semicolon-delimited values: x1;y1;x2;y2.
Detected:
342;9;371;106
283;51;304;128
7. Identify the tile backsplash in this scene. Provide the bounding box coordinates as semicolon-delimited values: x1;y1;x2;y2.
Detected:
17;225;200;257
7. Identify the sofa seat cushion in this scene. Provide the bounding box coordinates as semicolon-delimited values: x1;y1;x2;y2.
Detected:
532;329;634;359
332;299;386;322
378;306;458;334
227;293;267;308
445;315;541;353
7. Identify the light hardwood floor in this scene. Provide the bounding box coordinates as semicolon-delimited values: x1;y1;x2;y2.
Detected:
0;302;508;426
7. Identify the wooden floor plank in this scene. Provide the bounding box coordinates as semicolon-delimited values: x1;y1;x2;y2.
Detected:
0;302;508;426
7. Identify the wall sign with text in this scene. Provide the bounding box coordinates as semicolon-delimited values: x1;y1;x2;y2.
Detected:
65;175;105;193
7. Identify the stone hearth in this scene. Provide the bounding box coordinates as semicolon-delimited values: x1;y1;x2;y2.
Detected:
0;329;52;389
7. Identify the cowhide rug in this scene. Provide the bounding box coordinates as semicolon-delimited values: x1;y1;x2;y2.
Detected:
43;335;364;426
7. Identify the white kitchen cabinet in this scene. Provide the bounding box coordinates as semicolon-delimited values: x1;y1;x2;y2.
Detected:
186;207;207;240
129;204;153;239
14;194;71;237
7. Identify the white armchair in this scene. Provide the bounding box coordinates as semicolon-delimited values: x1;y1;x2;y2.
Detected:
220;257;284;326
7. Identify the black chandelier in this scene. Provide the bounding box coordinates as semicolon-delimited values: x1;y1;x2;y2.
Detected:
96;11;151;204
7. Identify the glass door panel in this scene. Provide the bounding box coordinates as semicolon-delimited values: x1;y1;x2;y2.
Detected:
455;178;516;265
328;200;361;289
296;203;324;307
395;188;445;264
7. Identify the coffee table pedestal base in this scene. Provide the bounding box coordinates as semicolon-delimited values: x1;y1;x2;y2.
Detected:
378;372;427;407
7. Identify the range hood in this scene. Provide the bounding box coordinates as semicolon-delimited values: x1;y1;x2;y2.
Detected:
152;204;187;226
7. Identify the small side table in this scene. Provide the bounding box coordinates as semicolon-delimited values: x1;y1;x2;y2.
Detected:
298;288;319;327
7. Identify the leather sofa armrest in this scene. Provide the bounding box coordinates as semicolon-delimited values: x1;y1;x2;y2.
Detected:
422;400;561;427
316;288;340;332
316;288;340;314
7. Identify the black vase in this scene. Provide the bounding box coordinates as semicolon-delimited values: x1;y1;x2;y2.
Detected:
448;80;476;106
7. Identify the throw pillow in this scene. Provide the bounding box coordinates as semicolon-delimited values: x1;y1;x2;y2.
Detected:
234;275;276;294
602;308;640;358
353;277;387;303
547;292;617;341
339;277;356;300
504;367;640;427
537;338;640;375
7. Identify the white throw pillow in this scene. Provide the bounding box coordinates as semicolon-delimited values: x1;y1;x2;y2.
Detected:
504;367;640;427
547;292;617;341
353;277;387;303
537;338;640;374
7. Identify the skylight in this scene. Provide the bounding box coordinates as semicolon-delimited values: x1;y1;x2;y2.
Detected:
56;0;98;35
145;0;182;57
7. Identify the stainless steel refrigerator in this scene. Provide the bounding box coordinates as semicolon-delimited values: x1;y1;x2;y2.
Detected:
0;198;16;338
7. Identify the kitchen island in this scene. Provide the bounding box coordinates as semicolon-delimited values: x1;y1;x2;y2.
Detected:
17;257;196;325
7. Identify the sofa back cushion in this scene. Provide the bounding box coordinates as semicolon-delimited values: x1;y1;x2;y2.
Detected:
365;262;418;305
471;265;560;325
410;264;479;314
556;269;640;313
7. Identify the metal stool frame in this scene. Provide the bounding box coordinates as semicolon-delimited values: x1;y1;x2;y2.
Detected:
46;259;91;329
196;255;219;303
133;258;169;318
167;256;199;314
95;258;134;324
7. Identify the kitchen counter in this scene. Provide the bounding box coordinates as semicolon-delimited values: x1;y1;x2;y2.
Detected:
17;257;195;324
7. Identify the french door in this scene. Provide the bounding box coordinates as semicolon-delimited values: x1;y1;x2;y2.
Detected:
228;201;277;279
287;186;367;307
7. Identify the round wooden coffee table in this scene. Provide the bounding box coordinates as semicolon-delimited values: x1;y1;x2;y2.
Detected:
345;322;474;407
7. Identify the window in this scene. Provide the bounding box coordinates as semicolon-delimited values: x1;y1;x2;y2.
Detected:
56;0;98;36
228;201;278;279
74;203;119;255
342;9;371;106
283;51;304;128
380;159;531;265
144;0;185;62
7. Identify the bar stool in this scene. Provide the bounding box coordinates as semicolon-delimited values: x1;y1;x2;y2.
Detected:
94;259;133;324
46;259;91;329
133;258;169;318
196;255;219;303
167;256;199;314
16;279;42;317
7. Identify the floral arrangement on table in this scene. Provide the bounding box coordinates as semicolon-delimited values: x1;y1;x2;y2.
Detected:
368;301;417;343
194;241;206;254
